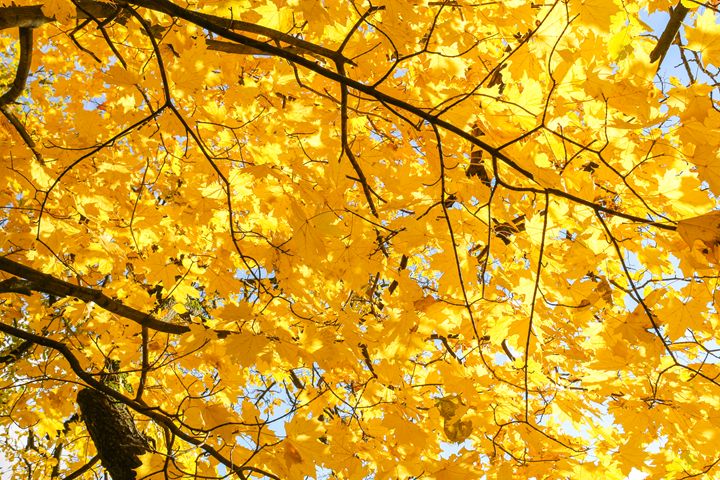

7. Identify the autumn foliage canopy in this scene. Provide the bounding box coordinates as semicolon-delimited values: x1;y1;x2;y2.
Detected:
2;0;720;479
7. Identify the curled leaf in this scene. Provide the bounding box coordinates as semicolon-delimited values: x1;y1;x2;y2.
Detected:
436;395;461;420
677;211;720;263
444;418;473;443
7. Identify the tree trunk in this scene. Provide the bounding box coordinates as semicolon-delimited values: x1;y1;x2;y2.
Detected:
77;368;150;480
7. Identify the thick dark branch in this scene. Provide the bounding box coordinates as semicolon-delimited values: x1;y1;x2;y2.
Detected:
0;26;43;162
0;339;33;365
134;0;353;65
1;107;44;163
0;256;189;335
206;38;269;55
650;1;689;65
0;277;34;295
0;27;33;106
0;2;354;64
0;2;118;29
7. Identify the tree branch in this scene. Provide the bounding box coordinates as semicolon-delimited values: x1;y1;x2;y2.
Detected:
0;1;355;65
649;1;689;66
0;256;189;335
133;0;354;65
0;2;118;29
0;26;44;162
0;27;33;107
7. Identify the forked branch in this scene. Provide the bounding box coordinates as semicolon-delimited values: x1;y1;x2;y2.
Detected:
0;26;43;162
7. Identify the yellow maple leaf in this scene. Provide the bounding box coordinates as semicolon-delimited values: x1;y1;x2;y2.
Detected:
135;452;167;479
685;9;720;67
41;0;75;23
677;211;720;263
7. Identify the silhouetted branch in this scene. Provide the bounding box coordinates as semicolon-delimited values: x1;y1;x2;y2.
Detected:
0;26;43;162
650;1;689;66
0;256;189;335
0;27;32;106
0;1;354;64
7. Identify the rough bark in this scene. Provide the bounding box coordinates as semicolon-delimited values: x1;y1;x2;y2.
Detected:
77;361;151;480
